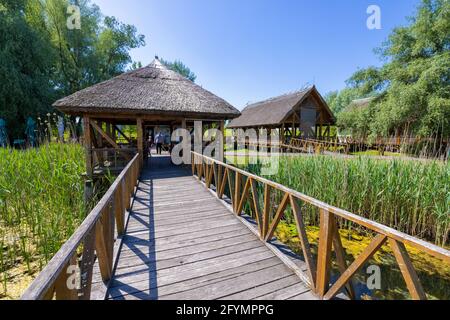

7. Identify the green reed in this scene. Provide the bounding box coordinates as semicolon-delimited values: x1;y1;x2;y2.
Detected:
0;143;85;297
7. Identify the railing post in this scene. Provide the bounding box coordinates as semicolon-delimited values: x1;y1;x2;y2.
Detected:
316;209;334;298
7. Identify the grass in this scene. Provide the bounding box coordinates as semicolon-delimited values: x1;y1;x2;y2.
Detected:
0;143;86;299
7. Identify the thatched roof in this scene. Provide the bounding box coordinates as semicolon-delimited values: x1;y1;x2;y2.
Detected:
53;58;240;119
228;86;335;128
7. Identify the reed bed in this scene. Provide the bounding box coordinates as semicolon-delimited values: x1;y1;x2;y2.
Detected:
245;155;449;246
0;143;85;298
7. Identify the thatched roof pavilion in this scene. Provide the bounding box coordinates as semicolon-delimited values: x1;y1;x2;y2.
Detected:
228;86;335;141
54;58;240;175
54;58;239;120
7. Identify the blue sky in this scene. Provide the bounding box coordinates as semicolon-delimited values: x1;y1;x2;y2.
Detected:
92;0;421;110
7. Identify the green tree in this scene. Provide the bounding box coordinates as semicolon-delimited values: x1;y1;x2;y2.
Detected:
160;58;197;82
337;0;450;138
0;0;54;140
0;0;146;140
26;0;145;96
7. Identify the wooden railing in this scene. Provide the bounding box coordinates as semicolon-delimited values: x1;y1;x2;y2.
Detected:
21;154;141;300
191;151;450;300
92;147;138;171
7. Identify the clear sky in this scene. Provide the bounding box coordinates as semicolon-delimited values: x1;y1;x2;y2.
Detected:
92;0;421;110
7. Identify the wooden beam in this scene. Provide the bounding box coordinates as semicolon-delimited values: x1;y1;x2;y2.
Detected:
235;177;251;216
332;220;355;299
91;121;120;149
114;125;131;144
323;234;387;300
265;192;290;242
290;195;317;288
83;116;93;176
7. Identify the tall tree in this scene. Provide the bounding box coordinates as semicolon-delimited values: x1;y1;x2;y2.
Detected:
0;0;146;139
337;0;450;138
0;0;54;140
160;58;197;82
26;0;146;96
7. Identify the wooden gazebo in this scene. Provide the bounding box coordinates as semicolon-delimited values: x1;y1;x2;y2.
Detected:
228;86;335;144
54;58;240;176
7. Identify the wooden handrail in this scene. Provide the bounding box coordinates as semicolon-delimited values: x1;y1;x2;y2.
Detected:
21;154;141;300
191;151;450;300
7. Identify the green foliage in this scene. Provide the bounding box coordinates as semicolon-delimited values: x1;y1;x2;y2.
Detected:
160;58;197;82
0;0;54;139
0;144;85;297
244;155;449;247
335;0;450;138
25;0;145;95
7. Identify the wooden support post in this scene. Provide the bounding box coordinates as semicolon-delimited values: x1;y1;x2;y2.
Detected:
323;235;387;300
111;125;117;143
217;165;222;198
281;124;285;145
316;209;334;297
83;116;93;176
332;220;355;299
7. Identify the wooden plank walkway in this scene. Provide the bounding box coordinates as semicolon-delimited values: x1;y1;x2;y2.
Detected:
99;155;316;300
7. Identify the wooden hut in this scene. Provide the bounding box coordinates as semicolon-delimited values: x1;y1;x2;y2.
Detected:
228;86;335;144
53;57;240;176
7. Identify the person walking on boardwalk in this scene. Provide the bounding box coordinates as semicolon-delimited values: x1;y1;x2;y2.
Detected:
155;131;165;155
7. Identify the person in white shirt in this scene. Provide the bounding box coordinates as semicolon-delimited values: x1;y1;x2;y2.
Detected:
155;132;165;155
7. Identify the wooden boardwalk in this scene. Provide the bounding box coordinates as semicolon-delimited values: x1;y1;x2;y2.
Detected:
99;155;316;300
